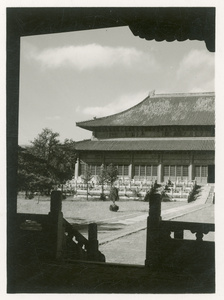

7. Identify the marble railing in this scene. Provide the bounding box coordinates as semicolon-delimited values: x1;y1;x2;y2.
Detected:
145;192;215;270
17;191;105;262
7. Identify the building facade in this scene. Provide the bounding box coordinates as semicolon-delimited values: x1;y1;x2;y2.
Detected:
75;92;215;184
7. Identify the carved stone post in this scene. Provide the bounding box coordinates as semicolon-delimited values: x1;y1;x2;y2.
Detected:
48;191;65;260
145;192;162;267
88;223;99;261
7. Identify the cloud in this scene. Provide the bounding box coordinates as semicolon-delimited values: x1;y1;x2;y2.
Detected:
176;49;215;92
28;43;158;71
77;90;149;118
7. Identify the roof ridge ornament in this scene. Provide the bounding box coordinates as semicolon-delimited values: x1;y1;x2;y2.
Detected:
149;90;155;97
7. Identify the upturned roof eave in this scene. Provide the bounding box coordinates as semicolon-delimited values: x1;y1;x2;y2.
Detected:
76;123;215;129
76;95;151;128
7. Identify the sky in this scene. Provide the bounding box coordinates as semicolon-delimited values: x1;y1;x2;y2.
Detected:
19;25;215;145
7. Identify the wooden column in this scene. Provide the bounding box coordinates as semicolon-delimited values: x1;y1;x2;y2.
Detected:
129;152;134;179
75;157;80;179
189;153;194;181
7;24;20;292
157;153;163;183
102;151;105;165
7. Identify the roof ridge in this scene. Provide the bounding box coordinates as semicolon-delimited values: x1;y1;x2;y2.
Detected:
152;91;215;98
97;137;215;141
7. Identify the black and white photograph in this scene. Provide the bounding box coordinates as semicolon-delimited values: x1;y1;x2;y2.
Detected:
4;0;223;295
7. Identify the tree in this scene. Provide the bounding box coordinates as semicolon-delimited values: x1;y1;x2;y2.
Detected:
30;128;60;163
50;139;77;191
106;164;118;188
17;129;77;196
81;165;93;201
97;164;108;200
17;146;54;197
106;164;119;211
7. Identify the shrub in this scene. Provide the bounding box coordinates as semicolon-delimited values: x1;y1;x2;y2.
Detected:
109;187;119;203
109;204;119;212
144;183;157;202
144;191;150;202
132;189;141;198
27;193;34;199
187;184;199;203
99;193;106;201
167;180;173;187
161;190;171;202
164;184;170;192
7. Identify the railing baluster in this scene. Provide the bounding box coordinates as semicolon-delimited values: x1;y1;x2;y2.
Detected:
63;218;105;262
196;231;204;241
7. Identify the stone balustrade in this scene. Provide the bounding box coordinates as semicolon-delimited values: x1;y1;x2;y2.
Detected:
145;191;215;271
73;179;197;202
17;191;105;262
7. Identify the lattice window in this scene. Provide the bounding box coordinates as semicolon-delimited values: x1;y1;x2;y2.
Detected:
170;165;176;176
140;165;146;176
201;165;208;177
116;165;129;176
90;165;94;175
134;165;140;176
80;163;87;175
124;165;129;176
146;165;152;176
95;165;101;175
164;165;170;176
164;165;189;177
195;166;201;177
176;166;182;177
135;165;157;177
152;165;158;176
84;164;101;175
183;165;189;176
117;165;123;176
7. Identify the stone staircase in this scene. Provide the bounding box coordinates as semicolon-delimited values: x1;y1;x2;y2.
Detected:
206;185;215;204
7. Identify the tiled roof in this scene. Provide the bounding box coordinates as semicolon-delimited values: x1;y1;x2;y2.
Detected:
75;138;214;151
77;92;215;129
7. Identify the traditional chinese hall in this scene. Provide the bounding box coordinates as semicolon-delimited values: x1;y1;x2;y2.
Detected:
75;92;215;185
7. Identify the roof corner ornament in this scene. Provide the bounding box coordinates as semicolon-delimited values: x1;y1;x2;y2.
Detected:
149;90;155;97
